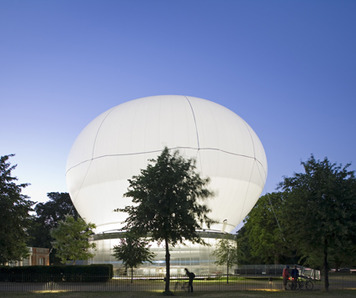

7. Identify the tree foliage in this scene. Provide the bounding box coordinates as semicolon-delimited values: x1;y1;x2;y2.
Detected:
241;192;295;264
34;192;79;231
50;215;96;264
0;154;34;265
235;226;255;265
237;155;356;292
118;147;215;293
279;155;356;291
112;232;155;283
213;237;238;283
28;192;79;263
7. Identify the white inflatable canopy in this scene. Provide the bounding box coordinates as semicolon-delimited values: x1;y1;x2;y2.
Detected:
66;95;267;233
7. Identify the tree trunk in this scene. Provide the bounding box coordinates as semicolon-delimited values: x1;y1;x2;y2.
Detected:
164;238;171;294
131;267;133;283
226;261;229;284
323;239;329;291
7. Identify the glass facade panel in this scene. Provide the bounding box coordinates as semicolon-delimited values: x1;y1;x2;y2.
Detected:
89;231;235;276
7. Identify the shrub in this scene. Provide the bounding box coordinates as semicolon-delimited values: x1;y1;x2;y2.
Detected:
0;264;113;282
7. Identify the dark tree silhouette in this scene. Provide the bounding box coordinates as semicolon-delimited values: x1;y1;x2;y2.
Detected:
0;154;34;264
279;155;356;291
118;147;215;294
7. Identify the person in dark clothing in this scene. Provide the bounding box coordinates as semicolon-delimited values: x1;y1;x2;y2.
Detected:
184;268;195;292
291;266;299;289
291;266;299;279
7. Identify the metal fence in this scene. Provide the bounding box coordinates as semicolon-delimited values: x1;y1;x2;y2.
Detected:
0;273;355;293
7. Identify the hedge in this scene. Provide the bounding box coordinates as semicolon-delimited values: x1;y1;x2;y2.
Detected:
0;264;113;282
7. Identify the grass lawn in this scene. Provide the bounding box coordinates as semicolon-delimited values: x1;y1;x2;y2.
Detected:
1;274;355;297
1;289;356;298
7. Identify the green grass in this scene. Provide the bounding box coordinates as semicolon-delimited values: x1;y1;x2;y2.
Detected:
1;274;354;297
1;289;356;297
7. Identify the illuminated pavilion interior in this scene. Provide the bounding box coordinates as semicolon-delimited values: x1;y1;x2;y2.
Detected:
90;231;236;276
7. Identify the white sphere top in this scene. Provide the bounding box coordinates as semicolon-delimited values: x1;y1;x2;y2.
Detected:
66;95;267;233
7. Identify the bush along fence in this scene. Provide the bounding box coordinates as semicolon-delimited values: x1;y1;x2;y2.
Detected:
0;264;113;283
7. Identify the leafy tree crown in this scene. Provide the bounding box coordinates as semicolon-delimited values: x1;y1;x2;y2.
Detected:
119;147;216;246
0;154;34;264
50;215;96;264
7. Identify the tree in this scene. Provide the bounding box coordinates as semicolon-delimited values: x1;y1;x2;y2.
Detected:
112;232;155;283
27;192;79;264
328;242;356;271
33;192;79;236
279;155;356;291
118;147;215;294
241;192;295;264
235;226;256;265
50;215;96;264
0;154;34;265
213;236;238;283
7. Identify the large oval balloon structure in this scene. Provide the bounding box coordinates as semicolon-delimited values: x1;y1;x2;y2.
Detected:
66;95;267;234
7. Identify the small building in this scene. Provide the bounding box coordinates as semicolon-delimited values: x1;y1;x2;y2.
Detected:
27;247;50;266
10;247;50;267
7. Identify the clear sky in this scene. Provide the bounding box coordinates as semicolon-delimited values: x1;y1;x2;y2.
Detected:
1;0;356;208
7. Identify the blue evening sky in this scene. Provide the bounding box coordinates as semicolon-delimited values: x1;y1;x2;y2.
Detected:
1;0;355;208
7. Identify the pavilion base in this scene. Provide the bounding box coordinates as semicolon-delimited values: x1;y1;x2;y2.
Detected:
89;230;235;276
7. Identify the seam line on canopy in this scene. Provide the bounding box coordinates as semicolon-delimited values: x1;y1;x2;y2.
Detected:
184;96;200;149
66;147;265;174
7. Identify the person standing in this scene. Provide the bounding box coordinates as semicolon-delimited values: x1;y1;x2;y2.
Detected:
184;268;195;292
282;265;290;290
291;266;299;289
